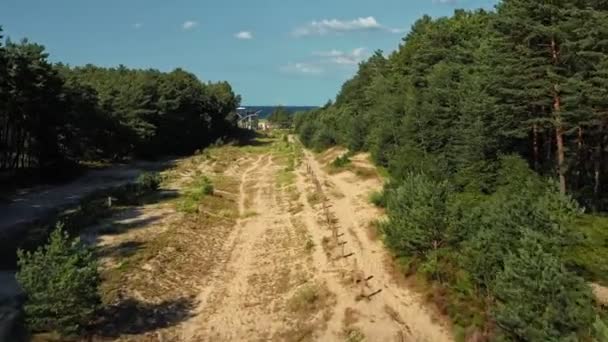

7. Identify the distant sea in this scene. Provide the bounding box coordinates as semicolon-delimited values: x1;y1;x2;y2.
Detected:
241;106;318;119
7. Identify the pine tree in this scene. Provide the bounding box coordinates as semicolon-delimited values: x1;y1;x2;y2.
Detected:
493;232;595;341
16;225;101;335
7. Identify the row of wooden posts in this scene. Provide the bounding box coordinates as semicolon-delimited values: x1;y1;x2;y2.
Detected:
305;162;382;301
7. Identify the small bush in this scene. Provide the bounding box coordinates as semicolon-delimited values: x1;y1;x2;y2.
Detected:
369;190;386;207
177;176;214;213
331;154;351;168
288;285;320;313
305;238;315;252
382;172;452;258
16;224;100;335
202;181;214;195
136;172;161;192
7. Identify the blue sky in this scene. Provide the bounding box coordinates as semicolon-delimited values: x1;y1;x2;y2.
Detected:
1;0;497;106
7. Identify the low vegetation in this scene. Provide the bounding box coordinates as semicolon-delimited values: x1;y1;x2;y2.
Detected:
176;175;214;213
16;225;101;336
287;284;331;314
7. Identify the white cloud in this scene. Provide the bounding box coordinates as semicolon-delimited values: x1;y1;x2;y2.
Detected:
293;16;405;37
433;0;457;3
313;48;368;65
182;20;198;30
294;16;381;37
133;23;143;29
234;31;253;40
280;62;324;75
312;49;344;57
280;47;368;76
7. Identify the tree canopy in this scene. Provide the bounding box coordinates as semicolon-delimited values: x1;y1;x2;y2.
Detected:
0;30;241;178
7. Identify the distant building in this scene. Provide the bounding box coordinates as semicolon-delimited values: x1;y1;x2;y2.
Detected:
236;107;260;130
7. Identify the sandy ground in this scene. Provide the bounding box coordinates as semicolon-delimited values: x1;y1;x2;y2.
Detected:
172;141;452;341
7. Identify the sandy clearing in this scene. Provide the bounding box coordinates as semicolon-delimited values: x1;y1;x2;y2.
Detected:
175;138;452;341
296;147;453;342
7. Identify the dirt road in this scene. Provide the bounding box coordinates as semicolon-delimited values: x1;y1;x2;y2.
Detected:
85;138;452;341
0;161;172;234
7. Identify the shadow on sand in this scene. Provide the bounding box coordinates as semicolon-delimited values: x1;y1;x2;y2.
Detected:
89;296;196;338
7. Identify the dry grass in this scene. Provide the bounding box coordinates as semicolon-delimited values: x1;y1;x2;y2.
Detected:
306;192;323;206
98;145;244;305
366;220;381;241
287;283;333;315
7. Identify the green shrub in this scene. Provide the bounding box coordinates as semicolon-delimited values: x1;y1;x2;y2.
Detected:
493;232;595;341
16;224;100;335
202;181;214;195
382;172;452;259
136;172;161;192
177;176;214;213
331;154;351;168
369;190;386;208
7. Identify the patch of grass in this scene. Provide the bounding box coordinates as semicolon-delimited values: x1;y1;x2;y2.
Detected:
241;210;258;218
343;328;365;342
305;237;315;252
353;167;377;179
564;214;608;285
331;154;352;168
277;169;296;186
327;154;351;174
288;284;324;313
307;192;323;206
176;175;214;213
368;190;385;207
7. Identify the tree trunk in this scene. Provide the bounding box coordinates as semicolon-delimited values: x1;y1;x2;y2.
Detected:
533;123;540;171
551;37;567;195
594;145;602;199
595;131;605;207
554;100;566;195
575;127;583;190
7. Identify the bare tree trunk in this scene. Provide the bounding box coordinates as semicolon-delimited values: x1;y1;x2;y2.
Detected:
594;146;601;199
575;127;583;190
552;37;567;195
533;123;540;171
554;103;566;195
10;128;23;170
595;131;605;206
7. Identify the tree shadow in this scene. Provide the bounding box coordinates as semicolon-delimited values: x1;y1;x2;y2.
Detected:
233;130;273;147
90;296;196;337
96;240;144;259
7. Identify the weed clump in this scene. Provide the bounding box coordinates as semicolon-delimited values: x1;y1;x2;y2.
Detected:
331;154;351;168
177;175;214;213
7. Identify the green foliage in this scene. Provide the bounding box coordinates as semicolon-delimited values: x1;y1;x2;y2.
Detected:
267;106;293;128
177;175;214;213
136;172;161;192
382;173;452;259
493;232;595;341
331;154;351;168
0;36;241;178
563;214;608;285
368;190;386;208
16;224;100;335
